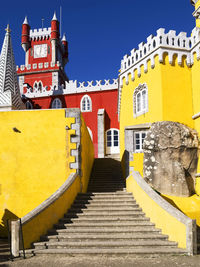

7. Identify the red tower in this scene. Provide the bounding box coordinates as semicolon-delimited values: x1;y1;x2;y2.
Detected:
17;13;69;95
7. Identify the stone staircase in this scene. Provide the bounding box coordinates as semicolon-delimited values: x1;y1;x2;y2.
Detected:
27;158;186;256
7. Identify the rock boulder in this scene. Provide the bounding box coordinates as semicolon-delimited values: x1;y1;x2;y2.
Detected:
143;121;199;197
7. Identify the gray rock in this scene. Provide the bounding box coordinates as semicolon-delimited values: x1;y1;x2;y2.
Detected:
143;121;199;197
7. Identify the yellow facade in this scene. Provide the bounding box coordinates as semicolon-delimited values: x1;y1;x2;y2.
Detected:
0;109;94;242
119;1;200;249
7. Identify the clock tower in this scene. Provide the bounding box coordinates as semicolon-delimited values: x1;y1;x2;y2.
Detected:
17;13;69;95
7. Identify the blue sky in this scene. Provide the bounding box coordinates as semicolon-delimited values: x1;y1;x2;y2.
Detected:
0;0;195;82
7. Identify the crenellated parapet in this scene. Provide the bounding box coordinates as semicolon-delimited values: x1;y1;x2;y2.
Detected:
21;78;118;98
118;26;200;117
30;27;51;40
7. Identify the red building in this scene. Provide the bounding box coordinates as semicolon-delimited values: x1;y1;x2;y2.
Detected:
17;14;119;158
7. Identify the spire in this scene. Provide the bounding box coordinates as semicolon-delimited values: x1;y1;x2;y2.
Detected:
0;25;24;110
52;11;58;21
62;33;66;42
23;16;29;25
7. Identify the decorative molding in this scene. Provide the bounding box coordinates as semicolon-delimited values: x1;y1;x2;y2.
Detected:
21;78;118;98
65;108;82;177
118;26;200;118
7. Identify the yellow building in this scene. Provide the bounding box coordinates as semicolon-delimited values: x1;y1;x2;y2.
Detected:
118;0;200;234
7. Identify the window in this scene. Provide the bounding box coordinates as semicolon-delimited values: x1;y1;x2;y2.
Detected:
106;129;119;154
51;98;62;109
26;101;33;110
81;95;92;112
133;83;148;117
134;131;146;153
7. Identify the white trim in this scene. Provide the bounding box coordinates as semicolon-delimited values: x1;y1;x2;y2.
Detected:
80;95;92;112
134;131;147;153
133;83;148;117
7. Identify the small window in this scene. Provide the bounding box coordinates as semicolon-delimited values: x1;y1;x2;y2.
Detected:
51;98;62;109
26;101;33;110
81;95;92;112
134;131;146;153
133;84;148;117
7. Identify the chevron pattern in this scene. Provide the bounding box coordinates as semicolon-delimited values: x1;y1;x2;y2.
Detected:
0;25;24;110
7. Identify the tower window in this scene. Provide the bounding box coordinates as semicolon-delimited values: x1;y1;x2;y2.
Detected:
80;95;92;112
133;84;148;117
51;98;62;109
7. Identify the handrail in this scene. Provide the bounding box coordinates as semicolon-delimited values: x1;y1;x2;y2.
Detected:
21;172;78;225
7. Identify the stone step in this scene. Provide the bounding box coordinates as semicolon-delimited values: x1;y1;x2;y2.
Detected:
54;221;155;228
74;199;136;204
64;213;146;219
33;240;178;250
71;203;139;208
48;226;160;234
66;210;144;216
68;207;142;212
78;192;131;196
59;217;150;223
24;247;186;256
42;232;170;242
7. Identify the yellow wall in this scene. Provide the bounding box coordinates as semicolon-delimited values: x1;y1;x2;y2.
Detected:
127;175;187;249
161;55;193;128
130;153;143;176
80;116;95;193
0;109;94;242
120;57;163;162
120;55;194;178
162;194;200;227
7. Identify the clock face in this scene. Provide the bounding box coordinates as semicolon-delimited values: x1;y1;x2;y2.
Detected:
34;44;47;58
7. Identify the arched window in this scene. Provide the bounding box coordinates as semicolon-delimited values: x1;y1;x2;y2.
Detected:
51;98;62;109
81;95;92;112
38;81;43;92
26;101;33;110
133;83;148;117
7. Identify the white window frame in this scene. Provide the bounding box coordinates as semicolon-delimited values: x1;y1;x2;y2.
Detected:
134;131;147;153
51;98;62;109
106;128;120;154
133;83;148;117
80;95;92;112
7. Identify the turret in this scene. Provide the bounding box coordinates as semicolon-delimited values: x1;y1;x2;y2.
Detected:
21;16;30;52
51;12;59;40
62;33;69;64
51;12;59;64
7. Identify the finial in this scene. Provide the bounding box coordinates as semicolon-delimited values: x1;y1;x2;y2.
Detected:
62;33;66;41
52;11;58;21
5;24;11;33
23;16;29;25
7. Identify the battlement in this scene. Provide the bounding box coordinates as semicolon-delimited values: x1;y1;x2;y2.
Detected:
121;28;193;73
30;27;51;40
21;79;118;98
118;26;200;118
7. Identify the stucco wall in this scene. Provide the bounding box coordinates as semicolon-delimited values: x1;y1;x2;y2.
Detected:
0;109;94;242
